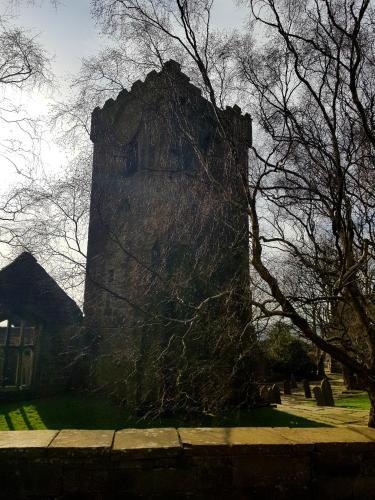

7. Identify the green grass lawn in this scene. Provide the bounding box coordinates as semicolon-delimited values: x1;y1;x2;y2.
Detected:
0;393;329;430
0;394;129;431
302;393;371;410
335;394;370;410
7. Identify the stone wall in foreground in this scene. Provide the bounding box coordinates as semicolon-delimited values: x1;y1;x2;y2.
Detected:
1;426;375;499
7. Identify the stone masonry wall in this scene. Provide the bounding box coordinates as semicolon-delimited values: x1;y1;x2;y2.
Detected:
1;426;375;499
83;60;253;410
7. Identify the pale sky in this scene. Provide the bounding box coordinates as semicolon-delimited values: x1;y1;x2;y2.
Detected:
12;0;247;78
0;0;248;192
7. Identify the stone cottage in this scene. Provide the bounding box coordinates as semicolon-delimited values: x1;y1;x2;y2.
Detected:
0;252;82;397
84;60;254;413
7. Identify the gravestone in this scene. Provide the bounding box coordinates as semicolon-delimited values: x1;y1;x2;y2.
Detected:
270;384;281;404
320;377;335;406
283;380;291;395
313;378;335;406
313;386;325;406
260;385;270;402
302;379;312;398
290;374;297;389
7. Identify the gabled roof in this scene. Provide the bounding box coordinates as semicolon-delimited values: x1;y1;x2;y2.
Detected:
0;252;82;325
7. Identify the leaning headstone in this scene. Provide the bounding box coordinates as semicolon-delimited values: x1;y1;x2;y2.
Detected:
260;385;270;402
290;373;297;388
302;379;312;398
270;384;281;404
283;380;291;395
320;377;335;406
313;386;325;406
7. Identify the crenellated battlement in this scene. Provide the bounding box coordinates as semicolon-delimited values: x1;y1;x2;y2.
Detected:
90;59;251;148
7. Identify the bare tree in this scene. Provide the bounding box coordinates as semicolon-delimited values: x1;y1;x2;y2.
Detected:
87;0;375;426
236;0;375;425
0;1;52;260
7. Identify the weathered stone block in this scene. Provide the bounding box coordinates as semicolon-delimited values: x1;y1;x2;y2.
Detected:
313;449;362;476
113;427;181;459
348;425;375;442
276;426;373;446
23;462;63;496
352;477;375;500
178;427;298;456
0;429;57;459
178;455;234;492
0;429;57;449
49;429;114;458
232;453;310;485
109;465;196;495
311;476;354;500
62;466;110;493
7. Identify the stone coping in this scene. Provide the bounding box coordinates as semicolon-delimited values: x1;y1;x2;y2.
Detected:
0;426;374;457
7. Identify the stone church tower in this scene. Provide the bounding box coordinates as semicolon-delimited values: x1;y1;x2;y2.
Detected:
84;61;253;413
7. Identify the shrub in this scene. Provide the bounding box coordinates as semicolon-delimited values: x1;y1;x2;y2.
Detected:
262;322;315;380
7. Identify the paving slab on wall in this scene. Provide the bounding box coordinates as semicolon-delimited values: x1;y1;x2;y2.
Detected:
0;426;375;499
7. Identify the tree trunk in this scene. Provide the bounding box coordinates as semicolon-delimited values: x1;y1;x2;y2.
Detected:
343;366;354;390
368;386;375;428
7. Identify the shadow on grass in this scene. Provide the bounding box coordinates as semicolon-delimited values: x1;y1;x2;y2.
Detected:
147;407;331;429
0;394;330;430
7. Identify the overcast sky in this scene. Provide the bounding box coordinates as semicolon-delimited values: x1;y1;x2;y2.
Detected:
0;0;248;192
